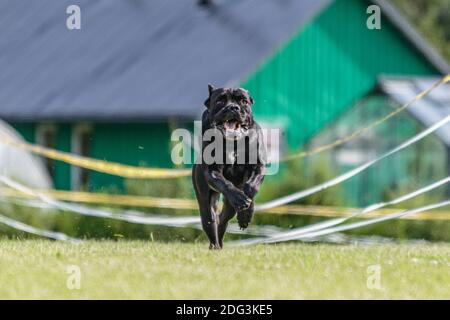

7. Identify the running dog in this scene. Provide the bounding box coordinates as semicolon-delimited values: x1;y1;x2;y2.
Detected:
192;85;266;249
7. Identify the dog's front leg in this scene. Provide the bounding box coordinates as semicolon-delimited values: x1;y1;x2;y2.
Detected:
205;169;252;212
243;164;266;199
204;168;250;248
238;164;265;229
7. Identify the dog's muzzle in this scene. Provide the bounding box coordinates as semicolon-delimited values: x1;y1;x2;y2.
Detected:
214;106;249;141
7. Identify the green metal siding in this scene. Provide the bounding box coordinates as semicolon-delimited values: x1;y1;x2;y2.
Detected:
242;0;437;149
89;123;174;192
10;122;174;192
11;123;35;143
53;124;72;190
9;122;179;191
11;122;71;190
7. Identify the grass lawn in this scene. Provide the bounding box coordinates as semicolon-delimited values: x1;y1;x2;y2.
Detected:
0;240;449;299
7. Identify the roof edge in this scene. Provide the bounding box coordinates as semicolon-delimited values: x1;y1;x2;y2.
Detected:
235;0;333;87
370;0;450;75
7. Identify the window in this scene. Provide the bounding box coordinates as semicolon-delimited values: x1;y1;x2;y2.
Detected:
36;123;57;179
71;123;93;190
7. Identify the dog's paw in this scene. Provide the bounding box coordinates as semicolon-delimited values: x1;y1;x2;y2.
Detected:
228;190;252;211
243;183;258;199
209;243;222;250
237;203;254;230
238;221;249;230
237;212;252;229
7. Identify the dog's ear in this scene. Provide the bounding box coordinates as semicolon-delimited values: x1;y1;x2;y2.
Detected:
208;84;215;95
204;84;216;108
240;88;254;106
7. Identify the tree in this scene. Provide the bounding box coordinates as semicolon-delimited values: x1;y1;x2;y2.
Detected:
392;0;450;62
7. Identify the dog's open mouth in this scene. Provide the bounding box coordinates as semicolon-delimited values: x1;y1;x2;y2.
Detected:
217;118;247;140
223;119;241;131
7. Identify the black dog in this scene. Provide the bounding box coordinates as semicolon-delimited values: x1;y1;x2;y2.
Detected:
192;85;266;249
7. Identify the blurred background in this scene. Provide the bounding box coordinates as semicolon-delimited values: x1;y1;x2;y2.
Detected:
0;0;449;242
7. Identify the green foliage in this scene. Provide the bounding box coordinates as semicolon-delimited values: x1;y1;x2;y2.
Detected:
382;181;447;209
0;200;204;242
126;176;195;199
392;0;450;62
256;157;344;206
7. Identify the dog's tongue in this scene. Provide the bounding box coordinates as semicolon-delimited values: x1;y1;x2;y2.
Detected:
224;120;237;130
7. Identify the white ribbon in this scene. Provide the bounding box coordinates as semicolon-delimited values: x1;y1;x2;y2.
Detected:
235;199;450;245
0;212;80;243
0;175;283;237
240;175;450;245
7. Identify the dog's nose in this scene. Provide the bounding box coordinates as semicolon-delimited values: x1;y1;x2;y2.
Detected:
228;105;240;112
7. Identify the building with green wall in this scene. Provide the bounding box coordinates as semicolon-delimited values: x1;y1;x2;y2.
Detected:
309;77;450;206
0;0;448;204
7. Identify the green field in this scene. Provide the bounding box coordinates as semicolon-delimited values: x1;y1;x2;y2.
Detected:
0;240;449;299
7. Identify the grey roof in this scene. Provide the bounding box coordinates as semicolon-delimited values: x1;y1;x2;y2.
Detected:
1;0;447;122
0;0;330;122
379;76;450;147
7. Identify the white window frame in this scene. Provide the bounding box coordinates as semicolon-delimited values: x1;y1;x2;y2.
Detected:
36;123;57;178
71;123;93;190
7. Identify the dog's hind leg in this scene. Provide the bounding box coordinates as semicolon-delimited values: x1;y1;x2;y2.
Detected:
218;198;236;248
193;165;221;249
198;191;221;249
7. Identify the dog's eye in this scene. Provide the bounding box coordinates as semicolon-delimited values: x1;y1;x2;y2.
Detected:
241;99;248;105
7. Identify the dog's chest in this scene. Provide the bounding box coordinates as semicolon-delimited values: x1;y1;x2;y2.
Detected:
224;149;237;164
223;163;250;184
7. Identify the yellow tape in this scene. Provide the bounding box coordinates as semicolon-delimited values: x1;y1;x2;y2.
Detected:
0;137;191;179
0;75;448;176
1;188;198;209
1;188;448;221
